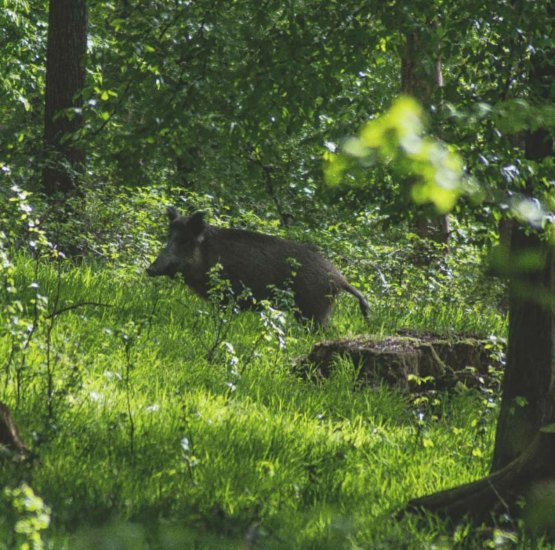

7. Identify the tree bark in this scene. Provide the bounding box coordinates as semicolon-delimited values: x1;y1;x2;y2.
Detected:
401;32;443;105
43;0;88;197
491;47;555;470
406;426;555;530
401;30;450;250
491;226;555;471
0;402;32;462
405;235;555;526
403;24;555;529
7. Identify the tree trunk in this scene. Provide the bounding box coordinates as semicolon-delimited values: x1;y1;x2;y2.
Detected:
403;38;555;529
404;220;555;528
401;32;443;105
0;402;32;462
43;0;88;197
401;30;450;251
491;44;555;470
405;425;555;531
491;225;555;471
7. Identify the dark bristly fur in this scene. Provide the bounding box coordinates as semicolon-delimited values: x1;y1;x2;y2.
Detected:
147;207;369;325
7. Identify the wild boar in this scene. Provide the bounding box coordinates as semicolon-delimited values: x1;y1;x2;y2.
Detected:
147;207;368;325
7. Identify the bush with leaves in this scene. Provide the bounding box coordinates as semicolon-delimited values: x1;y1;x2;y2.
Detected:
1;483;51;550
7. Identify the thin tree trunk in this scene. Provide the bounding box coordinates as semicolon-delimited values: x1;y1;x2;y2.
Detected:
0;402;32;462
401;30;450;250
43;0;88;197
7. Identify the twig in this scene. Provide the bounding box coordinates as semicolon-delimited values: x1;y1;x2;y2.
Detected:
45;301;113;319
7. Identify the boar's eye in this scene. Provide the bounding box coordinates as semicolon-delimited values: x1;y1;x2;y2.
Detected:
186;212;206;237
166;206;179;222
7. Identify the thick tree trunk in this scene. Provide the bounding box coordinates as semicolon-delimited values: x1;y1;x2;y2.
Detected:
491;226;555;470
491;34;555;470
491;47;555;469
406;426;555;531
406;237;555;525
403;40;555;528
43;0;88;197
401;32;443;104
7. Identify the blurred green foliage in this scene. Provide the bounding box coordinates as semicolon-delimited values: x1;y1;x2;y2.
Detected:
325;96;470;213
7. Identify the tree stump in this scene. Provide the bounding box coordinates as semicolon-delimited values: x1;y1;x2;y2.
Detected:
302;331;504;392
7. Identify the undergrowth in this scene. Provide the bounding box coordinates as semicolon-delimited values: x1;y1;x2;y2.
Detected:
0;189;527;548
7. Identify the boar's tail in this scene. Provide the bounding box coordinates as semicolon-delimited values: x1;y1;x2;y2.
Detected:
341;282;369;319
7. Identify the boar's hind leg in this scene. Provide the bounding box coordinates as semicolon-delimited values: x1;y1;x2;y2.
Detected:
294;294;334;327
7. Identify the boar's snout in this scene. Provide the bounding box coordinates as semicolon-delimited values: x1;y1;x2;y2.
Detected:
146;256;166;277
146;255;179;277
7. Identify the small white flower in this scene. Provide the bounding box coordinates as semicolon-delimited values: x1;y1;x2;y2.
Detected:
89;391;102;402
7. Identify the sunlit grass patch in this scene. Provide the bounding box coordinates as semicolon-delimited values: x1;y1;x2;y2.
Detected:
0;248;508;547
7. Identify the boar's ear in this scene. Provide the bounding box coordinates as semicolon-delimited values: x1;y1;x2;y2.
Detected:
167;206;179;222
188;211;206;236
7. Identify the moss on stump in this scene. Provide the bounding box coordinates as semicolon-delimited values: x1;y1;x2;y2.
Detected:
303;331;504;392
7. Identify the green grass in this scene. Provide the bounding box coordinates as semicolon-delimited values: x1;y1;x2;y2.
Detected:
0;254;520;548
